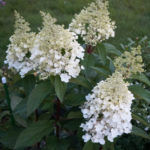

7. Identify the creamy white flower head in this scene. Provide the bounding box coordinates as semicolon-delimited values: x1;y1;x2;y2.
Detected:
5;11;35;77
30;11;85;82
114;45;144;79
69;0;116;46
80;72;134;144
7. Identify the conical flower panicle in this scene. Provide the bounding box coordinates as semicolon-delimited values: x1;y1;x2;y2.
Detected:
30;12;85;82
5;11;35;77
114;45;144;79
81;72;134;144
69;0;116;46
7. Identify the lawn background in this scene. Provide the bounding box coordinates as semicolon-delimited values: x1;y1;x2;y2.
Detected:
0;0;150;67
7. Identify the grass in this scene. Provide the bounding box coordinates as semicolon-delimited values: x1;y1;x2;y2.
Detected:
0;0;150;67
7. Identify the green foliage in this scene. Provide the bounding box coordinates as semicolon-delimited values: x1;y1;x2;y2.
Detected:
0;37;150;150
46;136;70;150
54;76;67;102
1;1;150;149
83;141;99;150
129;85;150;104
132;126;150;140
27;80;54;116
15;120;53;149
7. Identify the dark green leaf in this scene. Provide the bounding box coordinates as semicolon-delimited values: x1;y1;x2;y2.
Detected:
0;111;9;121
97;43;107;65
67;111;82;119
46;136;69;150
90;66;110;77
27;81;53;116
131;73;150;86
64;119;82;131
15;120;53;149
15;75;36;96
104;43;122;56
0;127;22;149
132;126;150;140
54;76;67;102
11;95;23;111
129;85;150;104
64;93;85;106
70;76;92;90
107;57;115;73
22;75;36;95
83;141;99;150
103;140;114;150
132;113;150;128
14;115;27;127
14;98;27;119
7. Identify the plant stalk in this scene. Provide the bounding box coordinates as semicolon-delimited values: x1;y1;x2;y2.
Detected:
3;81;15;126
55;97;60;138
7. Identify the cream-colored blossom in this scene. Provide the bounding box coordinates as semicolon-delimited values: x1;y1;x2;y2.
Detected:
81;72;134;144
5;11;35;77
114;46;144;79
30;12;84;82
69;0;116;46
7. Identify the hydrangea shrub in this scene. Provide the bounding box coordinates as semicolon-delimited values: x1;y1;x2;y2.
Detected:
0;0;150;150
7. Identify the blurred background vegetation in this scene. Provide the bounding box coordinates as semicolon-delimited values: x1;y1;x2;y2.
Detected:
0;0;150;67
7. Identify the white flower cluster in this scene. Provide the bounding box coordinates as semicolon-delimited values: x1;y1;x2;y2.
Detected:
5;11;35;77
80;72;134;145
5;11;84;83
69;0;116;46
30;12;84;82
114;45;144;79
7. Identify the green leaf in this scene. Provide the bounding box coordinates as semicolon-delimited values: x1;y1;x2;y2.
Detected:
90;66;110;77
104;43;122;56
132;113;150;128
70;76;92;90
64;119;82;131
11;95;23;111
0;127;22;149
97;43;107;65
14;114;28;127
131;73;150;86
22;75;36;95
132;126;150;140
27;80;53;116
16;75;36;96
0;111;9;121
15;120;53;149
129;85;150;104
64;93;85;106
46;136;70;150
83;141;99;150
67;111;82;119
54;76;67;102
107;57;115;73
103;140;114;150
14;98;27;119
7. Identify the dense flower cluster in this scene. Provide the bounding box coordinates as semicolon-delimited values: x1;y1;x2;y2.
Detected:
69;0;116;46
114;46;144;79
5;11;84;82
30;12;84;82
80;72;134;145
5;11;35;77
